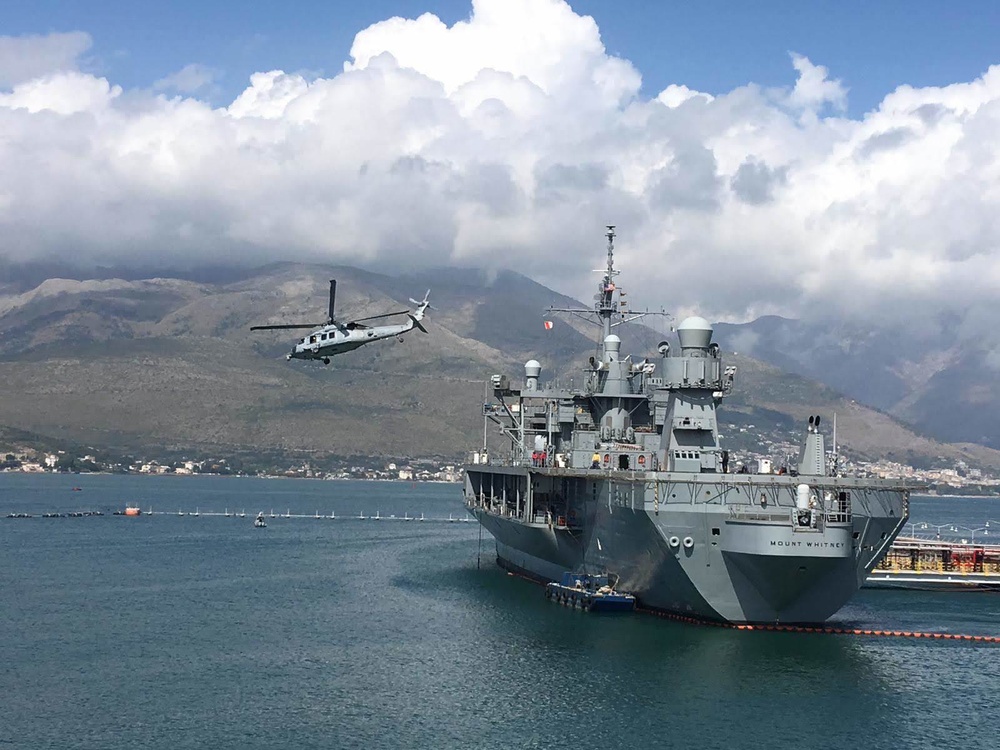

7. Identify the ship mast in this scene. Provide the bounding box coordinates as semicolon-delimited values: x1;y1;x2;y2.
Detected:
547;226;669;357
598;225;618;345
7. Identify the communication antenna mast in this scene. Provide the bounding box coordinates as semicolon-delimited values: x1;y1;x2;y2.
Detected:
545;225;672;357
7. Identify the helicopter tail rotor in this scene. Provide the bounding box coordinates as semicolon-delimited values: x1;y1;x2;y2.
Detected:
408;289;433;311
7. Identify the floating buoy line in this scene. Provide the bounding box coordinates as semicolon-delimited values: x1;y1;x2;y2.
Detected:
634;606;1000;643
5;509;474;523
503;566;1000;643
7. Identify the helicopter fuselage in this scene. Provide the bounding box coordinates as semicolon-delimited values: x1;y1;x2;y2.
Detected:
287;319;417;361
252;281;430;364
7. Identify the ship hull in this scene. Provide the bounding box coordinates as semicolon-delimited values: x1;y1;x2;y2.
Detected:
465;467;908;625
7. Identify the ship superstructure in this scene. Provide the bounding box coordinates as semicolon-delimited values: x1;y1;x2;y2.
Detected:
464;227;910;624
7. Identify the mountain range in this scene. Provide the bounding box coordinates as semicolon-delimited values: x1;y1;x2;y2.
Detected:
713;316;1000;449
1;263;998;470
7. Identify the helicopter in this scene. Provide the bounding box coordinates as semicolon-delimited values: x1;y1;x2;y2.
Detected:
250;280;431;364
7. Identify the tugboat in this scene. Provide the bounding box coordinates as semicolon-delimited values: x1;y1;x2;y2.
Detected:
464;226;912;625
545;572;635;612
254;512;267;528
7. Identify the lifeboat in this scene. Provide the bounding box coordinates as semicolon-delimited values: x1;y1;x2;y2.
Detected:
124;507;141;516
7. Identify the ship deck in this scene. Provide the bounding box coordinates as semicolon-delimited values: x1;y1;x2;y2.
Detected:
465;463;916;490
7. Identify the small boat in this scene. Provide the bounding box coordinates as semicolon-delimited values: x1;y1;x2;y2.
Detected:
254;512;267;528
545;572;635;613
124;506;141;517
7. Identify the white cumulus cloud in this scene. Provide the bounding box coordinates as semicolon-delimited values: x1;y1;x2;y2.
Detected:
154;63;218;94
0;70;121;114
785;52;847;113
1;0;999;340
0;31;92;87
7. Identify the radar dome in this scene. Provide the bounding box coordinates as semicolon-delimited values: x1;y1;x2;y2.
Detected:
524;360;542;378
677;316;713;351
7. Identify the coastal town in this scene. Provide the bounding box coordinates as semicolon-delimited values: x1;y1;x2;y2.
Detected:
2;444;998;494
0;448;463;484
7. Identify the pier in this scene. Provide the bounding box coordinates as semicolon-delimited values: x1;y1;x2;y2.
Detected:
867;535;1000;590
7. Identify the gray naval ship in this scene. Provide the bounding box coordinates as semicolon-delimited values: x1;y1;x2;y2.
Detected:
464;227;910;625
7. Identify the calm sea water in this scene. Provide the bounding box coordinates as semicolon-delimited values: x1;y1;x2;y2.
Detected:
2;474;998;750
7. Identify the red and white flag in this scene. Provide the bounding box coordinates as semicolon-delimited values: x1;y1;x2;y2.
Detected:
543;320;554;330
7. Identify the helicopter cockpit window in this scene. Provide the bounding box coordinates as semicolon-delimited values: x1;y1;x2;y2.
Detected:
310;335;317;344
321;333;328;340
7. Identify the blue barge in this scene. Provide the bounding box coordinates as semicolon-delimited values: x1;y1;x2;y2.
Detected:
545;572;635;612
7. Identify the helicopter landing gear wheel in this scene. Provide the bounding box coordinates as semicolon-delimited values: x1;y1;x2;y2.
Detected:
322;357;330;365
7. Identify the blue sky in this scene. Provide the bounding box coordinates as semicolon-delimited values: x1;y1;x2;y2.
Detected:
6;0;999;115
2;0;1000;330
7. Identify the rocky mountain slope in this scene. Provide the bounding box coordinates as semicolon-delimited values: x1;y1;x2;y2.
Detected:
713;317;1000;449
1;263;998;469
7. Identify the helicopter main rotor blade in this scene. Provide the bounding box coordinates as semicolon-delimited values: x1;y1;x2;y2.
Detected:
351;310;409;323
250;323;323;330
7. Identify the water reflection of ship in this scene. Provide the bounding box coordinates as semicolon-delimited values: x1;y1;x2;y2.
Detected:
868;536;1000;590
